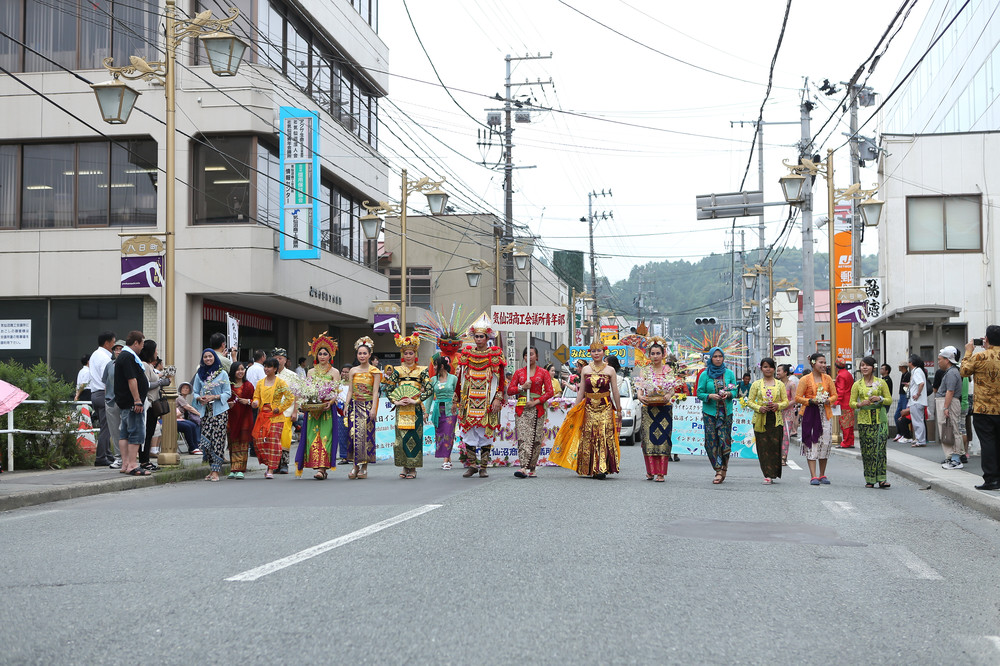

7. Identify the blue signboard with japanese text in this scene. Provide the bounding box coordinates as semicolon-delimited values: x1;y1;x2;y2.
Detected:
279;107;320;259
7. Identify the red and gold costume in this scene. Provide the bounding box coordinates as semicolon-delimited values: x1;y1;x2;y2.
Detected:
455;314;507;469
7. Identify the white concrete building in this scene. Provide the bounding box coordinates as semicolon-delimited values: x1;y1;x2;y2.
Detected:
0;0;391;377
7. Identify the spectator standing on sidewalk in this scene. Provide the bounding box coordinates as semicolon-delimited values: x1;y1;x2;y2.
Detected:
835;359;855;449
936;347;965;470
961;328;1000;491
894;362;911;443
74;356;91;402
907;354;928;447
88;331;117;467
102;340;125;468
246;350;266;387
114;331;150;476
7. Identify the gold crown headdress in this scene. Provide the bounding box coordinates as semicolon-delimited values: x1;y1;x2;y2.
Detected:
468;312;494;337
307;331;338;358
647;336;667;349
588;339;609;351
394;333;421;351
354;336;374;351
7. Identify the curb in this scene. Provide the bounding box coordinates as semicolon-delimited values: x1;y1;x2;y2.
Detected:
0;463;224;513
833;447;1000;522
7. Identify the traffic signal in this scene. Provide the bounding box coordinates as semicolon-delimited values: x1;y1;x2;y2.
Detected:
694;317;718;326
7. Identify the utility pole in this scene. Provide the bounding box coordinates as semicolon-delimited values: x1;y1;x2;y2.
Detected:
586;189;612;337
501;53;552;305
799;84;817;363
845;81;874;362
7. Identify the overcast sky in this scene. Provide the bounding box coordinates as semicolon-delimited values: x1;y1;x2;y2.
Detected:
377;0;929;283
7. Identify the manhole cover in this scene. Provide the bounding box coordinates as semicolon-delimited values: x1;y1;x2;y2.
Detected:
663;518;866;547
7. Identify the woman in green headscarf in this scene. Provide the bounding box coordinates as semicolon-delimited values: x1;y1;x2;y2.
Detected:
696;346;737;484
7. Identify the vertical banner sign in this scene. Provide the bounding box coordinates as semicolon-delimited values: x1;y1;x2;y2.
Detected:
863;277;882;320
226;314;239;352
833;204;853;362
279;107;321;260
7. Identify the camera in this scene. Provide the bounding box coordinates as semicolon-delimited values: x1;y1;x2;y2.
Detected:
974;338;984;347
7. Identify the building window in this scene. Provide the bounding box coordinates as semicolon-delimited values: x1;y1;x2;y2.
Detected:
906;194;982;253
0;139;156;230
385;267;432;309
193;136;253;225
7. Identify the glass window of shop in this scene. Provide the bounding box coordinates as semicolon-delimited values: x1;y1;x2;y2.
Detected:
193;136;253;225
0;298;143;383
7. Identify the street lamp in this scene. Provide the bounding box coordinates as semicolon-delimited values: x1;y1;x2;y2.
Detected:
784;285;800;304
778;172;807;203
88;1;247;468
513;249;529;271
742;271;757;291
859;196;885;227
465;267;483;288
361;169;448;334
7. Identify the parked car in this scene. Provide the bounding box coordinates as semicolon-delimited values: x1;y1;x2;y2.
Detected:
561;376;642;445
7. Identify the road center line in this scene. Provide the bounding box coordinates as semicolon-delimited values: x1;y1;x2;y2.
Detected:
786;460;802;470
871;544;943;580
822;500;860;518
226;504;441;582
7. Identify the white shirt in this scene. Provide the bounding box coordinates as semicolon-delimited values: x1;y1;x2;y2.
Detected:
909;366;927;406
296;366;307;379
246;362;265;387
75;367;91;390
88;347;113;392
279;367;298;417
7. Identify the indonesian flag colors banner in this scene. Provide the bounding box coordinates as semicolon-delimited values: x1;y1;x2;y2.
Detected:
833;204;853;362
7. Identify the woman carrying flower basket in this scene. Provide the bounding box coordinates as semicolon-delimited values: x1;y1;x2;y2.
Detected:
250;358;294;479
696;346;737;484
636;338;675;482
795;352;838;485
746;358;788;484
293;333;342;480
849;355;892;488
193;349;231;482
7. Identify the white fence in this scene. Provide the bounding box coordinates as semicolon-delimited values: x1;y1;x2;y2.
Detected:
1;400;97;472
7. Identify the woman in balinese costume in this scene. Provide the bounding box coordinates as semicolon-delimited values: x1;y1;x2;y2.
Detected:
746;357;788;485
636;337;674;482
381;333;433;479
344;337;380;479
551;341;621;479
295;332;341;480
795;352;838;486
226;362;254;480
696;346;737;484
250;358;294;479
507;346;554;479
850;355;892;489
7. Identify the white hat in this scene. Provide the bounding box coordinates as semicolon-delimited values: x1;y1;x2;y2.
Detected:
938;346;958;363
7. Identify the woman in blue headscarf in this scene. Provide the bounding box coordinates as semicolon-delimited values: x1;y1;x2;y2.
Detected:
697;347;737;484
192;348;231;481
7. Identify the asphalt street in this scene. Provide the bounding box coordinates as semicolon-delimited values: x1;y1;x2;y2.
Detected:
3;447;1000;665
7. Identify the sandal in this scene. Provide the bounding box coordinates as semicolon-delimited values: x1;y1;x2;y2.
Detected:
712;473;724;484
398;472;407;479
314;470;327;480
349;466;359;480
405;473;416;479
514;470;527;478
763;478;772;485
865;483;875;488
878;481;891;489
646;474;654;481
264;470;274;479
654;475;665;482
358;465;368;479
127;467;151;476
441;461;452;470
207;473;219;482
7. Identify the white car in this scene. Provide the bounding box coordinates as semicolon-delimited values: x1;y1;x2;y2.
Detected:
561;376;643;445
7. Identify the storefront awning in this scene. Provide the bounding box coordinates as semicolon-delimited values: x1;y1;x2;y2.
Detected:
861;304;961;332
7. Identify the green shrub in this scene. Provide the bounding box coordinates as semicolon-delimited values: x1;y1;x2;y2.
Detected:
0;360;85;470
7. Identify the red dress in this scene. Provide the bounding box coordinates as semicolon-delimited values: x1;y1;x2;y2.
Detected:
227;381;255;444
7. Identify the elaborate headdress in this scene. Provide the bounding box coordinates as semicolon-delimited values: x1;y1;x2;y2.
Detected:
647;335;667;350
468;312;495;337
415;305;474;354
394;333;421;352
354;336;374;351
588;339;609;351
307;331;338;359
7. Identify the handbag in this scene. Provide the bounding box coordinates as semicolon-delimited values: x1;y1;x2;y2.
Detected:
150;396;170;418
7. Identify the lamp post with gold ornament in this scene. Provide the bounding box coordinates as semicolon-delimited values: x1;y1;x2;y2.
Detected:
89;0;248;466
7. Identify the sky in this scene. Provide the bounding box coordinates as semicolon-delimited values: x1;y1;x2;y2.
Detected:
376;0;930;284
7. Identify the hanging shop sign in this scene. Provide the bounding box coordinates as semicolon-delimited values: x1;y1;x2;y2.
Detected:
279;107;321;260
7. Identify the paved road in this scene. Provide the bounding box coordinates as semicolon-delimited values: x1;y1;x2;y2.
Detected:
3;448;1000;664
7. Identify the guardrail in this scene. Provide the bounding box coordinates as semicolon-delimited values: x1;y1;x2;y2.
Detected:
2;400;98;472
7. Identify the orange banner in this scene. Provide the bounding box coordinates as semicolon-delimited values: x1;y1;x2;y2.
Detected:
833;204;853;362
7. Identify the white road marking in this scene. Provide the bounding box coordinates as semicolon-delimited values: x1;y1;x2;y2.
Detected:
822;500;860;518
0;509;60;522
226;504;442;582
786;460;802;470
986;636;1000;653
871;544;943;580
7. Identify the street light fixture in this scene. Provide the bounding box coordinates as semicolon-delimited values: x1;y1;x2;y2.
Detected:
859;196;885;227
362;170;448;333
742;271;757;291
784;285;800;304
741;304;752;318
465;268;483;288
779;172;807;203
88;1;247;468
513;249;529;271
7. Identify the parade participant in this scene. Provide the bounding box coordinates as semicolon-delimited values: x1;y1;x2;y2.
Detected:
636;338;675;482
455;314;507;478
193;348;231;482
835;359;856;448
272;347;298;473
697;347;737;484
545;363;562;395
776;364;797;465
381;334;432;479
427;355;458;469
507;346;554;478
226;362;254;479
850;355;892;488
747;358;788;484
344;337;380;479
551;341;621;478
294;333;341;480
796;352;838;485
250;358;293;479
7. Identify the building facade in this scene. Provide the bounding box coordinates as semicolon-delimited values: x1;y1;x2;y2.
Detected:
0;0;390;378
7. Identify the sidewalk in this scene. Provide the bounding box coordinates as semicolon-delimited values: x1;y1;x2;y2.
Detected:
833;445;1000;521
0;454;216;512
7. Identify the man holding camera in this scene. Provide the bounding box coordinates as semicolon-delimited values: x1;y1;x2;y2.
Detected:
961;326;1000;491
